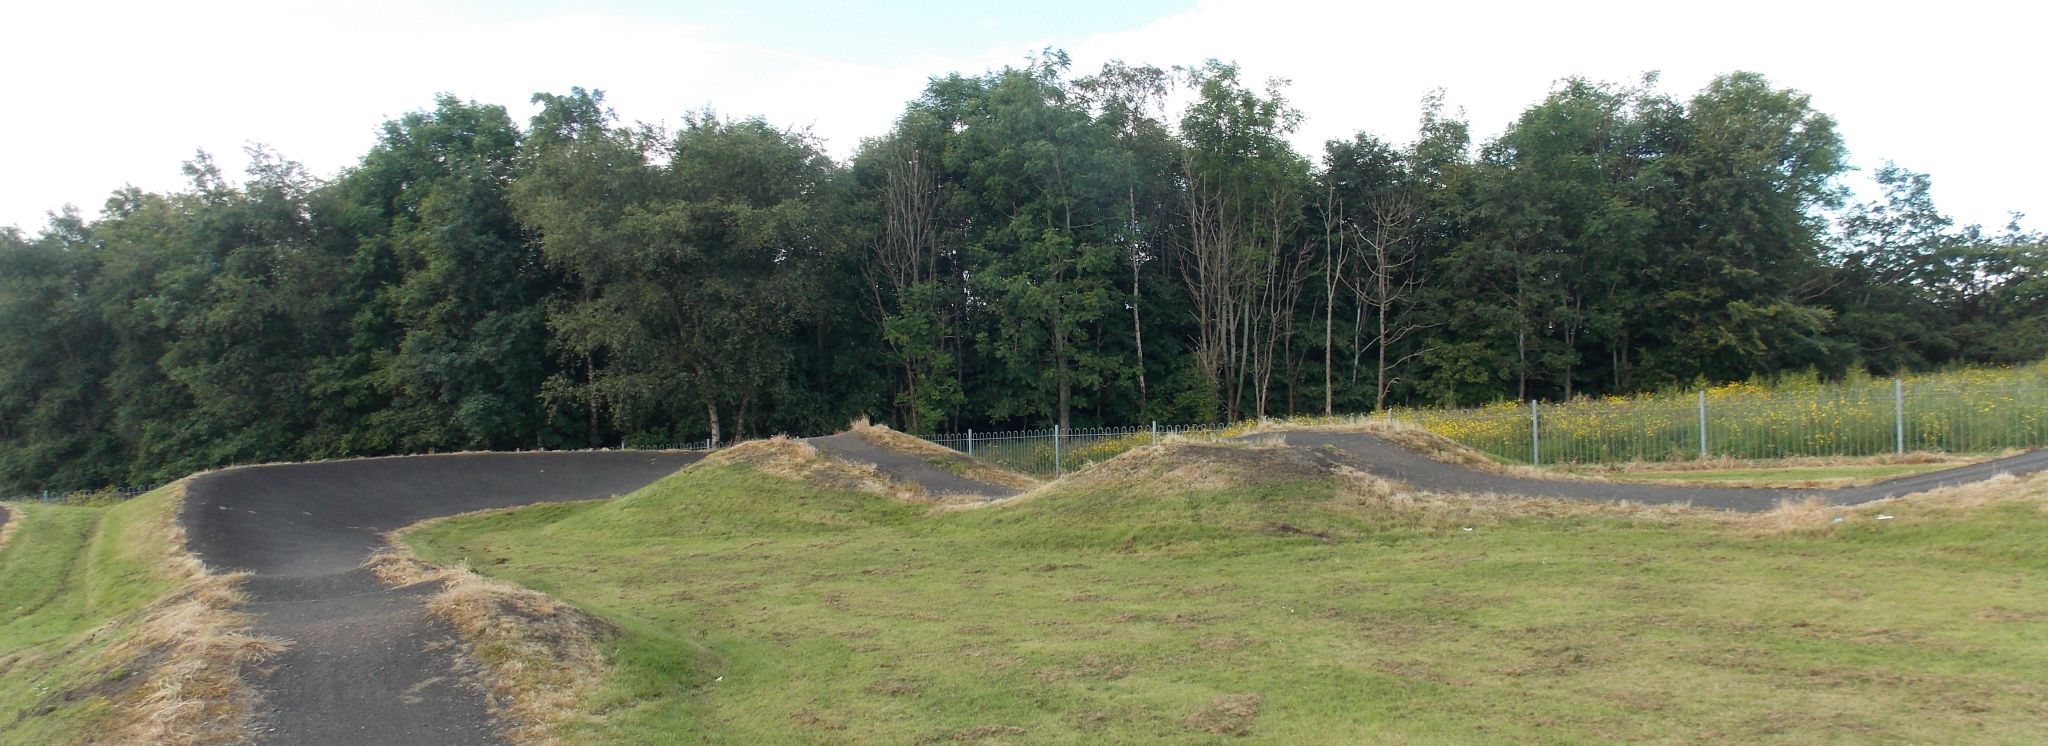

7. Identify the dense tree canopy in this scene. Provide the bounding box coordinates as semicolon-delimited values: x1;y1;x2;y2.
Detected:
2;57;2042;493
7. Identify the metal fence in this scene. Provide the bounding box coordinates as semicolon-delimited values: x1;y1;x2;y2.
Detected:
8;380;2045;497
1397;381;2048;465
0;485;159;506
924;423;1232;477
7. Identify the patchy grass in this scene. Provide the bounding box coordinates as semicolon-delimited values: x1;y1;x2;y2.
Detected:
403;452;2048;744
0;486;275;745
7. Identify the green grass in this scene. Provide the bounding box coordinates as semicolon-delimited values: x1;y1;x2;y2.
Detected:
403;463;2048;744
0;488;186;743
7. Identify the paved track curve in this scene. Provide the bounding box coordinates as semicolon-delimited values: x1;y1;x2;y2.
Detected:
1277;431;2048;511
181;451;699;746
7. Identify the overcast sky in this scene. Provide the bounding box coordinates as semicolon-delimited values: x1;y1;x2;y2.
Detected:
4;0;2041;232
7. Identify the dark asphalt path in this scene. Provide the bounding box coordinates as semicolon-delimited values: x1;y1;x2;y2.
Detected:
181;451;699;746
807;432;1023;499
1277;431;2048;511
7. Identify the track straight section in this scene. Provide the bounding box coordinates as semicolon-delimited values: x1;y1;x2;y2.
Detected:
180;451;699;746
1275;431;2048;511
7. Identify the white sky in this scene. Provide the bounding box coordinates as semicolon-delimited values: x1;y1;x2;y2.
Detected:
3;0;2041;232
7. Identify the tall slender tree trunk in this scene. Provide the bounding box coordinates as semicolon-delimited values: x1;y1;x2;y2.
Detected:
706;399;720;447
1129;187;1148;410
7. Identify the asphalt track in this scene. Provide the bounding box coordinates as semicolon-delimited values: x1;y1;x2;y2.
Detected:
1276;430;2048;511
170;432;2043;744
807;432;1023;499
181;451;699;746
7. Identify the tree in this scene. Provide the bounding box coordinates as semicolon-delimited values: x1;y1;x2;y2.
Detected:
1176;61;1313;419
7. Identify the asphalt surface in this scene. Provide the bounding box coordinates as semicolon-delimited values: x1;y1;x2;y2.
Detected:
163;431;2043;743
181;451;699;746
1276;431;2048;511
807;432;1023;499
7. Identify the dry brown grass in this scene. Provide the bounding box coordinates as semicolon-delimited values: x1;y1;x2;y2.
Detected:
702;436;919;499
367;543;619;746
1051;438;1339;494
845;420;1041;492
1250;418;1619;483
1328;468;2048;536
101;481;285;746
0;503;19;549
1182;692;1262;736
1716;471;2045;537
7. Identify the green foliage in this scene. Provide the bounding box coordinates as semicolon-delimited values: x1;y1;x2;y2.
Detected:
2;60;2043;494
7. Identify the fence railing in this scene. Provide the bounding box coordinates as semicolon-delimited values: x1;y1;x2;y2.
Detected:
923;423;1232;477
9;380;2045;497
1397;382;2048;465
0;485;159;506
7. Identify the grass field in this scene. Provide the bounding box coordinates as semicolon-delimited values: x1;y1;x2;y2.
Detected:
0;490;182;743
402;453;2048;743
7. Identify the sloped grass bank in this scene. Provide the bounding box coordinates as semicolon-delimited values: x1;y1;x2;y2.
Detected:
402;459;2048;743
0;487;271;745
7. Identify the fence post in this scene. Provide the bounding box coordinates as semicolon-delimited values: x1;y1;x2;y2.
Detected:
1151;420;1158;446
1894;378;1905;455
41;490;50;504
1054;424;1064;477
1530;400;1541;466
1698;389;1709;460
966;429;974;457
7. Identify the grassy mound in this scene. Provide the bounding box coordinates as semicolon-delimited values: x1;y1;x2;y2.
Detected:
400;452;2048;743
842;421;1041;493
0;485;273;745
699;436;916;499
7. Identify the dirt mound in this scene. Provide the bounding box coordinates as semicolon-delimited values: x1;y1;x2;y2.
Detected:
797;423;1037;502
1050;438;1362;495
845;422;1040;492
367;547;620;745
701;436;919;499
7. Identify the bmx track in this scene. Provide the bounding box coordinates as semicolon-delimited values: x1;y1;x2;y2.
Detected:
1277;430;2048;511
181;451;699;745
172;433;2045;744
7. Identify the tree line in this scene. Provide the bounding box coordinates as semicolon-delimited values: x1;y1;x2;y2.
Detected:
4;53;2043;493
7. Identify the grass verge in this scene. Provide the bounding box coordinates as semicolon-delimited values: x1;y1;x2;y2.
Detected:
402;442;2048;743
0;485;278;745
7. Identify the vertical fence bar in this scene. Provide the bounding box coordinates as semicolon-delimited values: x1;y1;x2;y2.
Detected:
1894;379;1905;455
1150;421;1158;446
1054;424;1063;477
967;429;974;457
1697;389;1709;460
1530;400;1541;467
